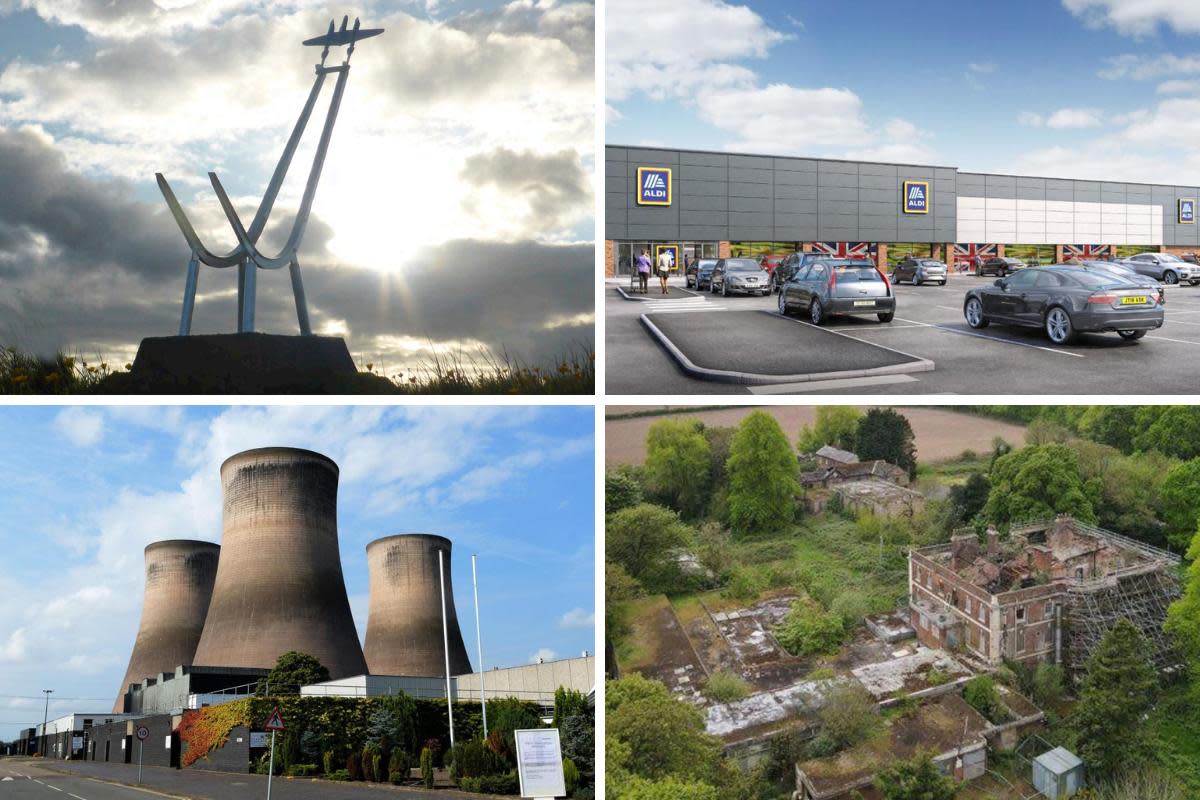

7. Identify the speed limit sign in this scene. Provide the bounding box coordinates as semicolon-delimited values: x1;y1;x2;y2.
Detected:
136;726;149;741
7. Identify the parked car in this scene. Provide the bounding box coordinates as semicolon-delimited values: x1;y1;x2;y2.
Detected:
711;258;770;296
778;258;896;324
963;267;1164;344
1120;252;1198;285
772;252;832;292
892;257;948;286
687;258;718;289
758;254;787;278
1063;260;1159;290
978;257;1027;277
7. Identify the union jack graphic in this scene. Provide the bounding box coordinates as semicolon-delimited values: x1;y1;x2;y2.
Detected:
1063;244;1112;260
953;243;997;272
812;242;875;261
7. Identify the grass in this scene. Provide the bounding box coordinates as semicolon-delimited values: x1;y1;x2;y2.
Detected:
0;344;594;395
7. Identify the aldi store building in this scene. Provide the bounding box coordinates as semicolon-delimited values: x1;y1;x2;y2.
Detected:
604;144;1200;276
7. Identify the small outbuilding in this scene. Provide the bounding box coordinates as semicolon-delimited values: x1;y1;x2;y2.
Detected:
1032;746;1084;798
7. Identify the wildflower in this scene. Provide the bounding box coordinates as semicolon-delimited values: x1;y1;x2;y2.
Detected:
46;372;60;382
63;357;75;368
12;375;27;384
100;362;108;371
125;363;132;371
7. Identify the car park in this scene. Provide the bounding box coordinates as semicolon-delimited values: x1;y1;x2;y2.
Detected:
778;258;896;325
1120;252;1198;285
688;258;718;290
772;252;833;292
892;257;948;285
963;266;1164;344
711;258;771;296
977;256;1027;277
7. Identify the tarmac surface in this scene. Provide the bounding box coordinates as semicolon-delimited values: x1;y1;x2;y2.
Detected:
605;275;1200;395
0;758;487;800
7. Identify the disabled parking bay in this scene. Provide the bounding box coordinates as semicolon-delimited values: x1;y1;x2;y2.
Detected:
641;309;934;385
616;284;703;301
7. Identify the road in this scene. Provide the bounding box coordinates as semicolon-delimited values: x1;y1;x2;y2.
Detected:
604;275;1200;394
0;758;485;800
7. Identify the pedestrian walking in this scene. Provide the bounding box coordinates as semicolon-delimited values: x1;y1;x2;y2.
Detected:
635;249;651;294
656;248;673;294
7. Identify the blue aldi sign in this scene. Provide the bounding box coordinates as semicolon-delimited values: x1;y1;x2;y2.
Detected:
1180;198;1195;224
903;180;929;214
636;167;672;206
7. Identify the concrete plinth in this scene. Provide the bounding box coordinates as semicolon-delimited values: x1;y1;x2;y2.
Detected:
121;333;366;394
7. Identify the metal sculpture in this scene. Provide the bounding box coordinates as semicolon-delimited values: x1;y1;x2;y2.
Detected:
157;16;384;336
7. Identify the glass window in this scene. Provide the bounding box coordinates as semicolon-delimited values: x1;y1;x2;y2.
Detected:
1006;270;1038;288
833;265;882;282
808;264;829;281
1034;271;1064;287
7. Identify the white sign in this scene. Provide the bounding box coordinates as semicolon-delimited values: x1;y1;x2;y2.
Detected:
164;736;171;749
121;740;126;750
71;736;83;750
514;728;565;799
250;732;268;748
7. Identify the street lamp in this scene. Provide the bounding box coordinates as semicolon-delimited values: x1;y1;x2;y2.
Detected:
41;689;53;758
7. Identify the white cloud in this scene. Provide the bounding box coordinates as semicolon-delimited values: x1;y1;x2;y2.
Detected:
1064;0;1200;36
1045;107;1104;129
558;608;594;630
1017;111;1044;127
1156;78;1198;94
529;647;557;663
1098;52;1200;80
0;628;26;662
968;62;996;74
55;407;105;446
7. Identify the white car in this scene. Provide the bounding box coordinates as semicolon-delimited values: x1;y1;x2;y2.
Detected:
1121;252;1198;285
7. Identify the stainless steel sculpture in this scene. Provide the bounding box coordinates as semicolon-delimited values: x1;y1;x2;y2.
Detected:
157;16;384;336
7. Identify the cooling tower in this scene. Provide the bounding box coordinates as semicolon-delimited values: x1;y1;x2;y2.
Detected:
364;534;473;676
113;539;221;712
191;447;367;679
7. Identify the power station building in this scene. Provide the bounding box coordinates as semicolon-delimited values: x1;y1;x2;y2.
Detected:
605;144;1200;275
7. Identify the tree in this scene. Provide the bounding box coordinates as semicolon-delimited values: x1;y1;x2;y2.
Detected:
962;675;1001;720
606;503;692;592
1161;459;1200;551
726;411;799;534
817;683;879;749
606;674;722;784
1133;405;1200;460
1073;618;1158;779
874;752;956;800
1165;522;1200;688
702;425;735;490
982;444;1095;526
854;408;917;479
1077;405;1138;453
605;467;643;513
773;598;844;657
258;651;330;695
948;472;990;526
644;419;712;518
605;562;643;640
797;407;862;453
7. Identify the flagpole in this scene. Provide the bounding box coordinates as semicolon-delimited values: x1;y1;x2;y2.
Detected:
471;554;488;739
438;549;455;748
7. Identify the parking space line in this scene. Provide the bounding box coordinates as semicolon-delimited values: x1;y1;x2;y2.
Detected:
1164;318;1200;326
69;794;88;800
935;305;961;311
825;324;929;331
1147;335;1200;345
893;316;1086;358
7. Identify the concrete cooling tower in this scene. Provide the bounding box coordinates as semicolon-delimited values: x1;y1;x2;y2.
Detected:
191;447;367;679
364;534;473;677
113;539;221;712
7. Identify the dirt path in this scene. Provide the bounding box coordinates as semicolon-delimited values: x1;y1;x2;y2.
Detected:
605;406;1027;466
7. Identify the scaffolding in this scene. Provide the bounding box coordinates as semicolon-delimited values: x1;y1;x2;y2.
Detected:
1064;566;1183;683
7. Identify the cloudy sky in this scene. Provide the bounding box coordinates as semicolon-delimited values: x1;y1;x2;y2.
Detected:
608;0;1200;182
0;405;595;741
0;0;594;370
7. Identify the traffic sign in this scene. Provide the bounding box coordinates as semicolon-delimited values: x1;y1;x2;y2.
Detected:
136;726;149;741
263;707;286;732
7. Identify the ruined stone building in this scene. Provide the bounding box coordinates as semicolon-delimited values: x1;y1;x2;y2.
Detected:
909;516;1180;679
800;449;922;517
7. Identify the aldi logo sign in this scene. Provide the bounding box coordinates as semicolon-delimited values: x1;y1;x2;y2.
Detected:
903;180;929;214
636;167;672;206
1180;198;1195;224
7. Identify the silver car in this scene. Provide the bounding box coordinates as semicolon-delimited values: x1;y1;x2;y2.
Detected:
711;258;770;296
778;258;896;324
1121;252;1198;285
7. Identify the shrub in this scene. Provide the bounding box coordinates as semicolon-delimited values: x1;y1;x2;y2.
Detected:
700;671;749;703
326;769;351;781
1031;662;1064;708
475;771;520;793
373;751;385;783
722;567;763;602
560;714;595;784
830;591;870;629
563;757;579;795
322;750;335;775
806;667;836;681
818;683;880;750
774;598;845;657
487;697;542;760
963;675;1004;721
449;739;505;779
925;667;950;687
346;752;362;781
361;747;376;782
420;747;434;788
388;749;412;784
285;763;317;777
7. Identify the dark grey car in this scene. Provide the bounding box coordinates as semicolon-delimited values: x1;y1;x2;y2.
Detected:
978;257;1027;277
711;258;770;296
963;266;1164;344
778;259;896;324
690;259;718;290
892;257;948;285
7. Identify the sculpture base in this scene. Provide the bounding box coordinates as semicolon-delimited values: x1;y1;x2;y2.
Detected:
102;333;394;394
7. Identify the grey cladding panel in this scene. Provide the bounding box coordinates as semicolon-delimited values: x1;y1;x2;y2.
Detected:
818;171;859;189
680;210;728;227
729;181;771;198
680;164;726;182
729;167;773;184
858;162;898;177
628;207;679;226
680;226;729;241
680;151;728;167
1016;186;1046;201
821;199;858;215
860;186;898;205
817;160;858;175
860;175;898;192
625;149;678;164
605;147;628;160
680;180;728;197
935;168;957;182
775;197;819;214
775;170;818;187
605;161;626;178
774;158;818;172
820;187;858;203
679;194;728;211
728;154;774;170
775;184;818;201
729;196;772;213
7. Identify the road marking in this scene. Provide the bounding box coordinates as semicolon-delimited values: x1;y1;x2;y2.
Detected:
1147;335;1200;345
48;785;63;792
825;324;929;331
1163;318;1200;326
935;305;962;311
69;794;88;800
749;374;921;394
894;316;1086;358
